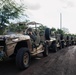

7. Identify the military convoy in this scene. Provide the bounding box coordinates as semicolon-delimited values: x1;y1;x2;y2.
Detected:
0;22;75;69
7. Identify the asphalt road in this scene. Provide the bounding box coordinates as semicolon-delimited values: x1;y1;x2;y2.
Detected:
0;46;76;75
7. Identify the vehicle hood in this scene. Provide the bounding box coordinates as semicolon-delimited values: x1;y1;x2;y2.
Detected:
0;34;30;42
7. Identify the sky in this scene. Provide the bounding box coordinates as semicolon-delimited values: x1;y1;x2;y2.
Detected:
16;0;76;34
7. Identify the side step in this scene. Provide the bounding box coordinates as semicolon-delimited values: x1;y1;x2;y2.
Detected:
31;50;44;56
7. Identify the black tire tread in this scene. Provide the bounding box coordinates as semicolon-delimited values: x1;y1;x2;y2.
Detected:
16;48;30;69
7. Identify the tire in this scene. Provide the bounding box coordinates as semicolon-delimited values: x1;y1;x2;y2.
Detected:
45;28;51;40
43;45;49;57
67;36;69;40
72;41;74;45
59;43;62;49
66;41;69;47
16;48;30;69
60;34;64;40
52;42;57;52
61;41;64;48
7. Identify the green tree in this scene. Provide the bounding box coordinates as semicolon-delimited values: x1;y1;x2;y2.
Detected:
5;20;29;33
51;27;56;32
38;25;47;31
0;0;25;34
56;29;65;34
62;27;69;34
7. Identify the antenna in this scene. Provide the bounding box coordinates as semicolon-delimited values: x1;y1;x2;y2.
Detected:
60;13;62;29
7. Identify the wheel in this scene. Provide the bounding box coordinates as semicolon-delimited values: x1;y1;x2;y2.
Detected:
72;41;74;45
61;41;64;48
66;41;69;47
58;41;62;49
52;42;57;52
60;34;64;40
59;43;62;49
45;28;51;40
16;48;30;69
43;45;49;57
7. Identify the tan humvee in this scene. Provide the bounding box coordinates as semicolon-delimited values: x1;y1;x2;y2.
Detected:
0;25;49;69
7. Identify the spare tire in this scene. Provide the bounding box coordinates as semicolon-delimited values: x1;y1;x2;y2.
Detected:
66;36;69;40
45;28;51;40
60;34;64;40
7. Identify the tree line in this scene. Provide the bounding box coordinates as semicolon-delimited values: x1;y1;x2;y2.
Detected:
0;0;76;37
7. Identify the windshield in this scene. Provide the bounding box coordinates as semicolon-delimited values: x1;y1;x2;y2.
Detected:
6;31;16;35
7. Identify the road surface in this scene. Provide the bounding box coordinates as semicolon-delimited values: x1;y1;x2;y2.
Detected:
0;46;76;75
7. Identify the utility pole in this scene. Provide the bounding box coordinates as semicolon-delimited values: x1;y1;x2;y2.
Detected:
60;13;62;29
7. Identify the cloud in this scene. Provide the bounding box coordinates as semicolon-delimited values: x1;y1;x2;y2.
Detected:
26;3;41;10
59;0;74;8
21;0;41;10
67;1;74;7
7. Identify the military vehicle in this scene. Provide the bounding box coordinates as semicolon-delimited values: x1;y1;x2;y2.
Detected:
0;22;50;69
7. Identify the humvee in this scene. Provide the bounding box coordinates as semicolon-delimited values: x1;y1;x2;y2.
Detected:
0;23;50;69
69;36;75;45
65;35;70;47
46;29;67;52
44;28;63;52
70;36;75;45
62;35;75;47
74;37;76;45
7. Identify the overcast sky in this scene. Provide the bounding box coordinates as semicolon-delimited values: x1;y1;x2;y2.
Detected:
16;0;76;34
